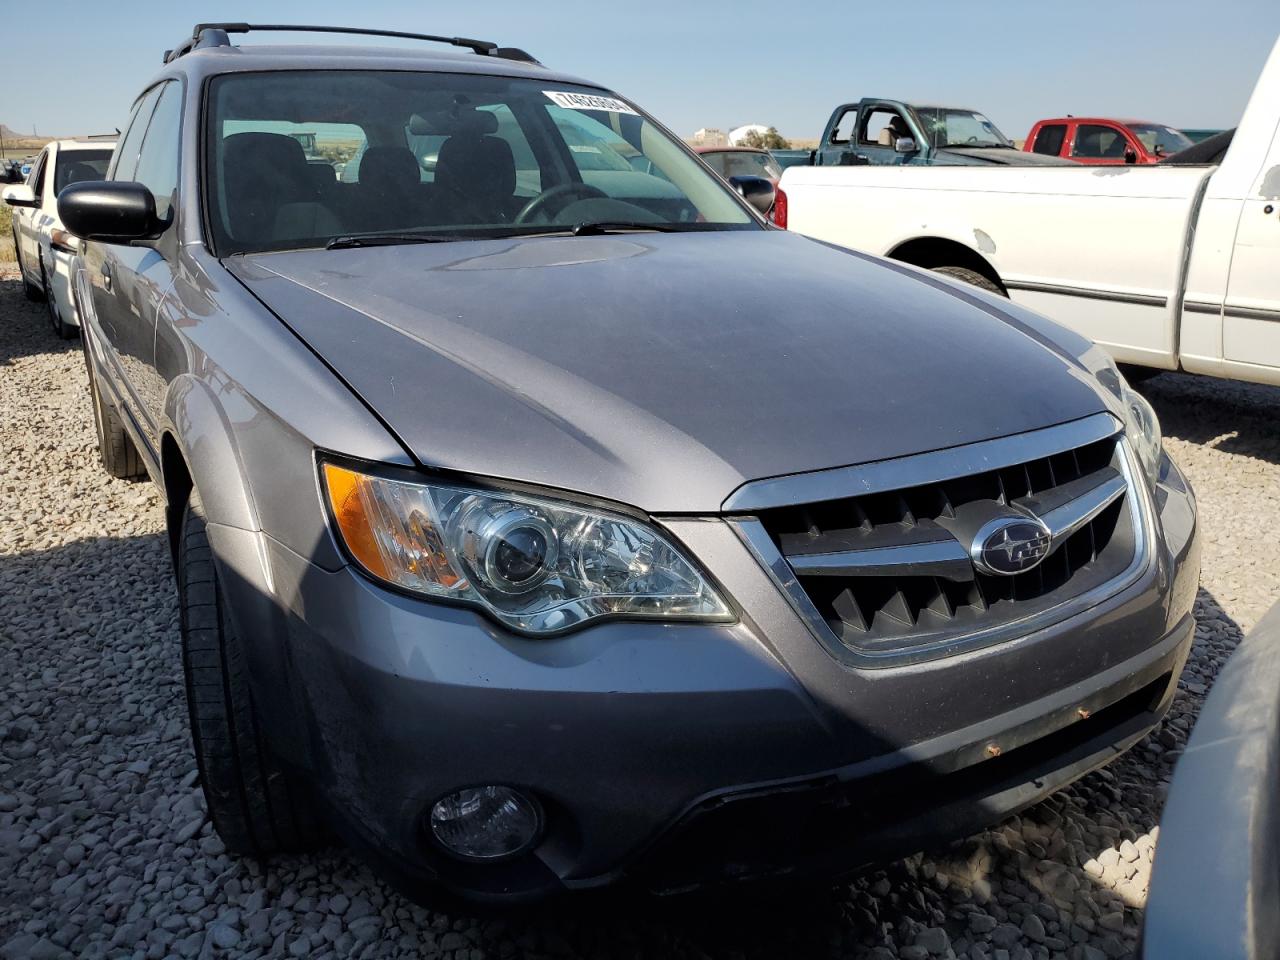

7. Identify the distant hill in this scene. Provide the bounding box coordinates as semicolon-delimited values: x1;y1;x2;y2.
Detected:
0;124;35;141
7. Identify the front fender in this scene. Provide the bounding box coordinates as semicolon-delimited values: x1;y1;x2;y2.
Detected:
164;373;261;534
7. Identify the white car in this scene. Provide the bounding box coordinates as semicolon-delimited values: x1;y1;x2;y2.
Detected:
3;139;115;338
778;35;1280;388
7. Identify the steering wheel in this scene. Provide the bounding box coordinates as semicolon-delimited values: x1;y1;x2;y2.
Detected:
966;136;980;144
515;182;607;224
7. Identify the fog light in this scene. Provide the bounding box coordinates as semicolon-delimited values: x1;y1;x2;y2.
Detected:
429;786;541;860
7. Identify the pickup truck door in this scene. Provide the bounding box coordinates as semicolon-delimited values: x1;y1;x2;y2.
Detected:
1221;122;1280;372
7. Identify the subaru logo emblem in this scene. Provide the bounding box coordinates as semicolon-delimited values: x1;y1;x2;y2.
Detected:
971;515;1053;576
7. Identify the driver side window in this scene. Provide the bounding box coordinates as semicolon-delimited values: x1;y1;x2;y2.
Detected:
860;109;905;147
111;87;162;183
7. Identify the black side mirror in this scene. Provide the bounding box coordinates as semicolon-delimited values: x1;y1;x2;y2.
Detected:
57;181;162;243
1123;149;1138;165
728;175;775;215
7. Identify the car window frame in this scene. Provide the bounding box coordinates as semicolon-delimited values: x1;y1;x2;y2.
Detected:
829;106;858;145
858;106;907;148
1071;122;1129;160
1032;123;1068;156
198;69;764;257
131;78;185;230
110;85;164;183
28;148;49;207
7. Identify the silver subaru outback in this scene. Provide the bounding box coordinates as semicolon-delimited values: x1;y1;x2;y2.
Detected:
58;23;1199;902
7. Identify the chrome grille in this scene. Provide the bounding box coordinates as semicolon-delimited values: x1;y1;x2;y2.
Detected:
737;416;1147;665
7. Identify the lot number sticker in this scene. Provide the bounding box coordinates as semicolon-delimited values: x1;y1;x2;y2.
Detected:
544;91;638;115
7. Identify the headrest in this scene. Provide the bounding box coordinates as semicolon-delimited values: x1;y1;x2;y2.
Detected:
223;132;309;176
435;134;516;199
359;147;420;192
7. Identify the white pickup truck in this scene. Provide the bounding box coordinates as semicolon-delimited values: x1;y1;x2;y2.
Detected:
780;36;1280;387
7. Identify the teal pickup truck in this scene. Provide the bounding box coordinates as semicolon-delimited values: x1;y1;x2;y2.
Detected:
811;99;1071;166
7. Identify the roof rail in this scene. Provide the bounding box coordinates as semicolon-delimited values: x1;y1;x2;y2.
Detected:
163;23;540;65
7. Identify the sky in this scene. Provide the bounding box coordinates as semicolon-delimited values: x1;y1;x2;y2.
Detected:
3;0;1278;143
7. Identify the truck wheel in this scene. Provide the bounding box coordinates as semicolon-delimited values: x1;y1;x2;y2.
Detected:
179;489;325;856
931;266;1006;297
83;341;146;481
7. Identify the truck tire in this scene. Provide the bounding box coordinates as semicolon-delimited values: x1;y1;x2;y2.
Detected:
178;489;325;856
931;266;1006;297
83;344;146;481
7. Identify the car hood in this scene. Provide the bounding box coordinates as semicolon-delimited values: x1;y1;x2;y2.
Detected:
227;230;1109;513
939;146;1074;166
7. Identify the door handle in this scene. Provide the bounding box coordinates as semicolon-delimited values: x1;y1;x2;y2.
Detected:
101;261;113;292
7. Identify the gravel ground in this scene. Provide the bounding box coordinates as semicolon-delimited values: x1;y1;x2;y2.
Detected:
1;262;1277;960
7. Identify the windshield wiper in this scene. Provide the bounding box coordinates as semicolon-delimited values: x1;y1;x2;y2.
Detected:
569;221;685;236
325;233;460;249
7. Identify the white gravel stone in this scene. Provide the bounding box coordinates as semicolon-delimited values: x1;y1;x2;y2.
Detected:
0;266;1274;959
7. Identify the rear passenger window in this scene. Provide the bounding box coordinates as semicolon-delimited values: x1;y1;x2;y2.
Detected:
830;109;857;144
111;87;161;182
1032;124;1067;156
133;82;182;222
1073;124;1128;159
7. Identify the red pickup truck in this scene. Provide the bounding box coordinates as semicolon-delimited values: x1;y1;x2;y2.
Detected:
1024;117;1193;164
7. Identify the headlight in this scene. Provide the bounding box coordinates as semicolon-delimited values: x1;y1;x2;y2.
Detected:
1079;345;1163;486
1120;385;1163;486
321;462;732;635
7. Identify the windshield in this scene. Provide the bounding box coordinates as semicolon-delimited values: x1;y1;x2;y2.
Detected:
54;149;112;194
701;150;783;181
1128;124;1193;156
913;108;1011;149
204;71;755;254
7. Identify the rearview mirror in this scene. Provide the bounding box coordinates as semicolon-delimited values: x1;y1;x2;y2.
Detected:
894;137;918;154
57;181;162;243
2;184;37;208
728;175;775;214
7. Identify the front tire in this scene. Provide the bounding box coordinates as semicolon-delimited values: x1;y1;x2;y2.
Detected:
178;491;324;856
930;265;1006;297
82;340;146;480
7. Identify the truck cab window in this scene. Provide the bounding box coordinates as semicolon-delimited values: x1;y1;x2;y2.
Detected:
860;109;907;147
830;109;857;144
1033;124;1067;156
1073;124;1128;159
